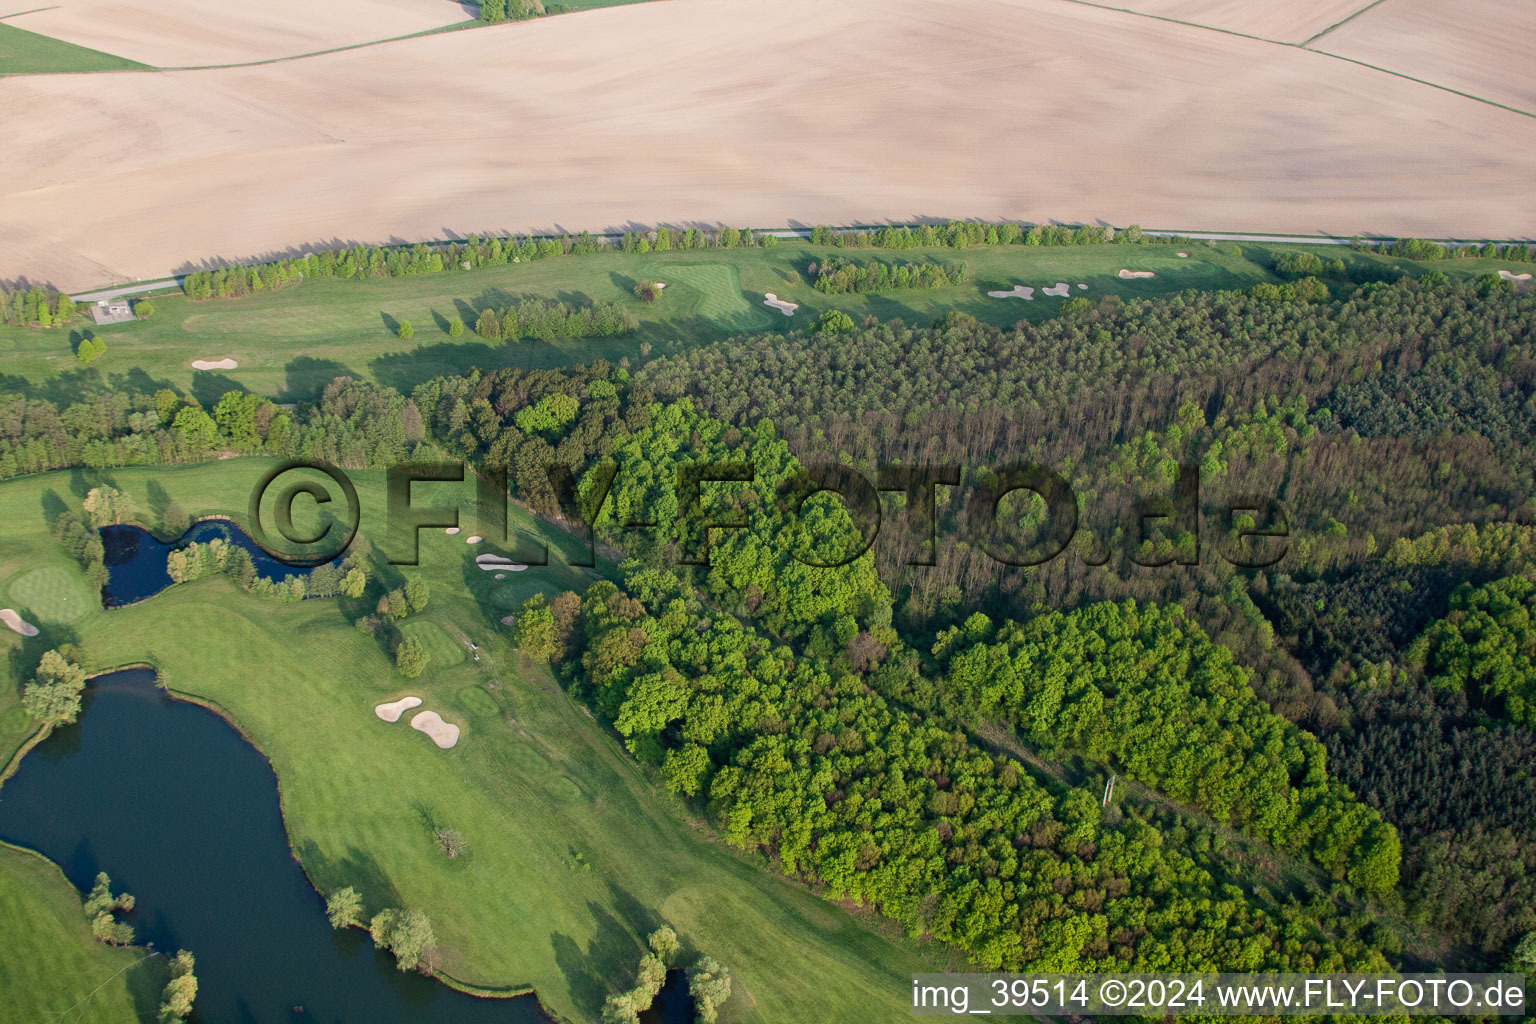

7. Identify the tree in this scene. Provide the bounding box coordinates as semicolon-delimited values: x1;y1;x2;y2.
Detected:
689;956;732;1023
403;579;430;613
1510;930;1536;971
370;908;436;971
341;566;368;599
647;925;681;966
172;406;220;451
634;280;660;303
448;316;465;338
397;320;414;340
134;299;156;319
23;649;88;727
515;595;558;661
479;0;506;22
157;949;198;1023
395;635;429;678
816;309;855;335
75;336;107;364
84;872;135;946
434;827;470;859
326;886;364;929
600;993;640;1024
83;485;133;527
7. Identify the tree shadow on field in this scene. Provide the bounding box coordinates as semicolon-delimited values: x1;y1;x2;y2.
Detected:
551;902;641;1018
284;356;359;401
608;272;638;294
293;839;405;918
429;309;452;334
38;367;106;408
190;370;248;408
40;487;69;527
368;342;508;395
108;366;177;398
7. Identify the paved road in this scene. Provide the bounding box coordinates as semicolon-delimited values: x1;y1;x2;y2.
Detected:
71;278;185;302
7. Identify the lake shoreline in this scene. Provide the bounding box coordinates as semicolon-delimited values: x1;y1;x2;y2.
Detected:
0;663;564;1022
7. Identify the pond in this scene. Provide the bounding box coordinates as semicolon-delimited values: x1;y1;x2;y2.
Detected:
101;520;338;607
0;668;553;1023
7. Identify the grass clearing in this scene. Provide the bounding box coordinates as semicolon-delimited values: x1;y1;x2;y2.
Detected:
399;619;465;668
0;842;163;1023
3;240;1499;404
0;22;149;74
456;685;500;718
0;459;958;1022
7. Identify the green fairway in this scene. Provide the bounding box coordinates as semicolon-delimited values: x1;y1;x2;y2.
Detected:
8;239;1500;404
0;22;149;74
400;619;466;667
0;460;957;1022
0;842;163;1023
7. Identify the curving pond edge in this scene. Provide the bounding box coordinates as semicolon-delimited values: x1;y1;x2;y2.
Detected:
0;663;565;1024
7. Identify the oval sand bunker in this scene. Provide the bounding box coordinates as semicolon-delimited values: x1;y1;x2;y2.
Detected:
444;527;460;535
410;710;460;749
191;358;239;370
374;695;422;722
1118;269;1156;279
0;609;39;637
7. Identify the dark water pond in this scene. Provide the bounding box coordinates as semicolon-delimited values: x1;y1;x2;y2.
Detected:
101;520;337;607
0;668;552;1023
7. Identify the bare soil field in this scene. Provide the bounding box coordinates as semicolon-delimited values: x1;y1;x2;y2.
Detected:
1311;0;1536;113
1099;0;1365;44
5;0;470;67
2;0;1533;290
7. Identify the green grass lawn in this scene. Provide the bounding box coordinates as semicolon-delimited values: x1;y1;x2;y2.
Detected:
10;239;1506;406
0;842;164;1023
0;459;959;1022
0;22;149;74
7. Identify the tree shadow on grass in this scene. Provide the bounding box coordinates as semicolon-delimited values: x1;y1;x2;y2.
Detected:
292;839;404;918
190;370;248;409
283;356;359;401
551;902;641;1019
368;342;507;395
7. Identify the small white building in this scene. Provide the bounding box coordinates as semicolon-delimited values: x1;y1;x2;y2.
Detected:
89;300;134;326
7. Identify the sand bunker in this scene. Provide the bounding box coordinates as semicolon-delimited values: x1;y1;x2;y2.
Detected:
987;285;1034;300
374;695;422;723
410;710;460;749
465;536;483;545
0;609;40;637
1178;252;1190;258
476;553;529;573
763;293;798;316
191;358;238;370
476;554;514;570
501;615;515;626
1077;283;1087;289
494;573;506;579
1118;269;1156;279
1499;270;1533;281
444;527;460;535
1042;283;1072;298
